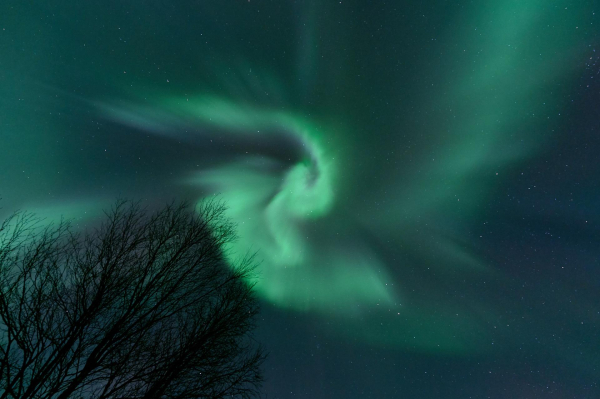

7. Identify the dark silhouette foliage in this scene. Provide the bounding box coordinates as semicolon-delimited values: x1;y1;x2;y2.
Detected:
0;200;265;399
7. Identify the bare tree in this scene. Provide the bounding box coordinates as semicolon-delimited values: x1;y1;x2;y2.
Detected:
0;199;265;399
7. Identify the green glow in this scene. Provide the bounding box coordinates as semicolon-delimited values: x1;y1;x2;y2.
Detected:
2;0;590;356
92;0;589;354
172;99;394;313
373;0;586;227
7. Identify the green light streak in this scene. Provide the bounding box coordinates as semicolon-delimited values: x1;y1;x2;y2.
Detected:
92;0;591;353
172;98;394;313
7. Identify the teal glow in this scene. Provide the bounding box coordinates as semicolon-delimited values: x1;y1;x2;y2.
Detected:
93;0;589;353
100;96;396;313
1;0;593;357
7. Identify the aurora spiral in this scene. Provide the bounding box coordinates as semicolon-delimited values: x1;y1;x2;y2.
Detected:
2;0;599;397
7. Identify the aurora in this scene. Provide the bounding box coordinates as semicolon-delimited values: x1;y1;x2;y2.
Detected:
85;0;592;355
2;0;599;396
99;95;395;313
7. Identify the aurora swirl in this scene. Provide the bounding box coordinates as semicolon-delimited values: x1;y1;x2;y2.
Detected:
2;0;599;396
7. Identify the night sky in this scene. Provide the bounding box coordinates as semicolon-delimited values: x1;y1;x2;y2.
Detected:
2;1;600;398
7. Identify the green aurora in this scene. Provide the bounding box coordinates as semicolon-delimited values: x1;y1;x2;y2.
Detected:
1;0;597;365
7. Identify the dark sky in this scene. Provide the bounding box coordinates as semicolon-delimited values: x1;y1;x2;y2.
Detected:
1;1;599;398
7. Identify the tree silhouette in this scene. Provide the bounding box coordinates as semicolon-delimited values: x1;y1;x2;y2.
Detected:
0;199;265;399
